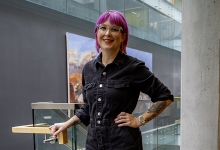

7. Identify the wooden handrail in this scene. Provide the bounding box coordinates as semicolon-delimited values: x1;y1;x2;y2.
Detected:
12;124;67;144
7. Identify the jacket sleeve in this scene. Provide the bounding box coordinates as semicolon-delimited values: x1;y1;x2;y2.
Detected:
75;69;90;126
132;61;174;102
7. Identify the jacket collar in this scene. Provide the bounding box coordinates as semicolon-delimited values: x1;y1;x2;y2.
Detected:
95;51;126;68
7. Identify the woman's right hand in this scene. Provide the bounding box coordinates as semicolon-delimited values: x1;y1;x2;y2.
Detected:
49;115;81;137
49;122;66;137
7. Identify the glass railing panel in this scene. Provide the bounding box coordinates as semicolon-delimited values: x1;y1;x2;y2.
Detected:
142;130;158;150
133;98;180;150
26;0;181;51
141;124;180;150
66;0;99;23
157;98;180;150
33;108;73;150
72;109;87;150
72;123;87;150
27;0;67;13
166;124;180;149
71;0;100;11
42;0;67;13
31;98;180;150
124;0;181;51
32;103;88;150
158;125;176;149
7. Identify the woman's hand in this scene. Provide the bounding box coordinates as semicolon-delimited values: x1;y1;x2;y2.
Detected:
114;112;142;128
49;122;66;137
49;115;81;137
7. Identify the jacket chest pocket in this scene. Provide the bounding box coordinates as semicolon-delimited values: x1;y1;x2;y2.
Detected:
106;80;130;105
83;83;96;103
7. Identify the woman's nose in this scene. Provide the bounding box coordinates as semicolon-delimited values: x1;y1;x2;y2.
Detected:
104;28;111;35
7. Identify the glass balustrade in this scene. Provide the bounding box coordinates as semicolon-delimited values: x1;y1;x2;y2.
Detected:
31;103;87;150
133;98;180;150
26;0;181;51
31;98;180;150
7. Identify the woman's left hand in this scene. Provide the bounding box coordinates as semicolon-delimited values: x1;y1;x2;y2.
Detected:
114;112;142;128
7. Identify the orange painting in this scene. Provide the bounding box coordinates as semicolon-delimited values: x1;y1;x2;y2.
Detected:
66;33;98;104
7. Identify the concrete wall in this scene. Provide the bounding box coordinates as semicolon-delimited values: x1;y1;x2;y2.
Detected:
0;0;180;149
181;0;220;149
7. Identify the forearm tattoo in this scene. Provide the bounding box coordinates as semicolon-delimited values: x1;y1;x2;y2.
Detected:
148;101;167;113
146;101;167;122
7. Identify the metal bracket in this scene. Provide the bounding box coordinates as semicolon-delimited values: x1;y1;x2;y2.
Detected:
43;135;58;144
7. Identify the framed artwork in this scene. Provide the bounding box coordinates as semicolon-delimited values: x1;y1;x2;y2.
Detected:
66;32;152;104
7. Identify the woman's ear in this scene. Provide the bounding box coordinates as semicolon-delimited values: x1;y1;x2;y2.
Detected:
122;33;126;42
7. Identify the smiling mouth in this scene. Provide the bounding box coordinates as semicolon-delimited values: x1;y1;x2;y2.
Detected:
103;39;113;43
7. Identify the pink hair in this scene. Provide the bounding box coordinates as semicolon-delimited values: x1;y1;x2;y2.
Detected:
94;10;129;54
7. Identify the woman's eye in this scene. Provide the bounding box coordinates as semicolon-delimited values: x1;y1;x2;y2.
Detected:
99;26;106;30
111;28;119;32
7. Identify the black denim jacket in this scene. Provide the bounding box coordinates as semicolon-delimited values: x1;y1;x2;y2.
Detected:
75;51;173;126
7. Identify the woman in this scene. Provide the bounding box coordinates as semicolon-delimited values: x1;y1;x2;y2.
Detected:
50;10;173;150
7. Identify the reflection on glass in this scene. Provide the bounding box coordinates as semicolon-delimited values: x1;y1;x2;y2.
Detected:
133;98;180;150
33;107;88;150
26;0;181;51
32;99;180;150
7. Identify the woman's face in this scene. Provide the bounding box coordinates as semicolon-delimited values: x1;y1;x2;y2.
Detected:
97;18;125;53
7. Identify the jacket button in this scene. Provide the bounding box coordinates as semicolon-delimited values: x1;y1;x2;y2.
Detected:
98;98;101;102
99;84;103;87
98;112;101;116
97;120;101;124
103;72;106;75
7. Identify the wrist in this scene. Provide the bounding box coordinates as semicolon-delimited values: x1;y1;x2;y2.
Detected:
136;118;142;127
137;115;147;126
